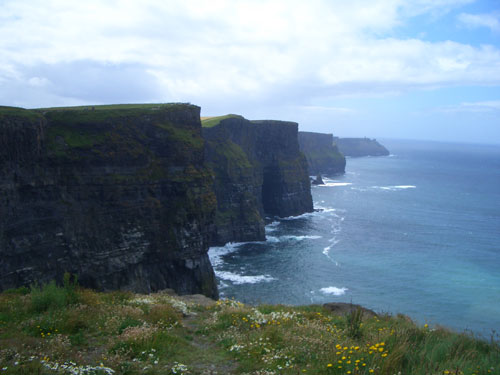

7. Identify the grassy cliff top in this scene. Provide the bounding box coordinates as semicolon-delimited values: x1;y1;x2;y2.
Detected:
201;114;243;128
35;103;195;112
0;106;42;120
0;283;498;375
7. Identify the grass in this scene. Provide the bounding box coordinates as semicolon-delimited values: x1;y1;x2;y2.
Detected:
201;114;243;128
0;106;42;120
35;103;192;112
0;284;498;375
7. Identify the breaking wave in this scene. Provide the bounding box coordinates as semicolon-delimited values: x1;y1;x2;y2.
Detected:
320;286;348;296
216;271;275;285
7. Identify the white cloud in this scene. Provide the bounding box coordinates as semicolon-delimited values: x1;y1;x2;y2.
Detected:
0;0;498;109
458;12;500;32
439;100;500;113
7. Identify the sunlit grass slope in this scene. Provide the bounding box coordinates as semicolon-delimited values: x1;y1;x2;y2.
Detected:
201;114;243;128
0;281;498;374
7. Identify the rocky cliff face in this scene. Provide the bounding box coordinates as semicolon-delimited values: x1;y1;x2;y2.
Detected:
298;131;346;175
334;137;389;157
203;117;313;245
0;104;218;298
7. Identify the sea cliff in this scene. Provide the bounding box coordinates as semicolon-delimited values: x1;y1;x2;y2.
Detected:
0;104;218;298
298;131;346;175
334;137;389;157
203;116;313;245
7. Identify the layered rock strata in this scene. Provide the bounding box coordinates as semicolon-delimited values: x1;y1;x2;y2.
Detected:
298;131;346;175
203;117;313;245
0;104;218;298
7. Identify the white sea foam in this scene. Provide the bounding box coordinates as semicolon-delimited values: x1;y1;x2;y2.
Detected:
312;204;337;213
281;211;319;220
265;221;280;233
281;204;343;220
320;177;352;187
267;220;280;227
280;235;322;241
323;238;340;260
266;235;280;243
319;182;353;187
375;185;416;191
208;242;247;267
216;270;275;285
320;286;348;296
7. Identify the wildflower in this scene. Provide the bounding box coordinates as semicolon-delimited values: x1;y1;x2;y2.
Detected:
382;353;388;357
327;363;333;367
369;370;374;373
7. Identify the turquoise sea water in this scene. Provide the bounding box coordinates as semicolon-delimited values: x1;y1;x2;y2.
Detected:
208;139;500;336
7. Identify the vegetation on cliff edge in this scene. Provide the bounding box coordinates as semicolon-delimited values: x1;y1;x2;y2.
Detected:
0;282;498;375
201;114;243;128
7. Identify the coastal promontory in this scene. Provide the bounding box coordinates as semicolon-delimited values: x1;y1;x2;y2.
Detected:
203;115;313;245
0;104;218;297
298;131;346;175
334;137;390;157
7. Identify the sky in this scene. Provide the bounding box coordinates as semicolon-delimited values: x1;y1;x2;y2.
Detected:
1;0;499;144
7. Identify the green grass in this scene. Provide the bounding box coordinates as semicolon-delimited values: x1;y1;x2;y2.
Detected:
201;114;243;128
0;106;42;120
0;285;498;374
35;103;191;112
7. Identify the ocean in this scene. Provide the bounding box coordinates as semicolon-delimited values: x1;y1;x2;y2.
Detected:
208;139;500;336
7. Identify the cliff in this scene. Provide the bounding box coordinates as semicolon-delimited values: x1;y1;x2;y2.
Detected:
0;104;218;298
298;131;346;175
202;116;313;245
334;137;390;157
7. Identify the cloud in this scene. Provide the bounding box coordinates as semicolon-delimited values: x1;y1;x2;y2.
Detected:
458;12;500;32
0;0;499;109
438;100;500;113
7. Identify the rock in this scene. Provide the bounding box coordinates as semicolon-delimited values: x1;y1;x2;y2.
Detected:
311;174;324;185
323;302;378;319
298;131;346;175
334;137;390;157
0;104;218;298
203;116;314;245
